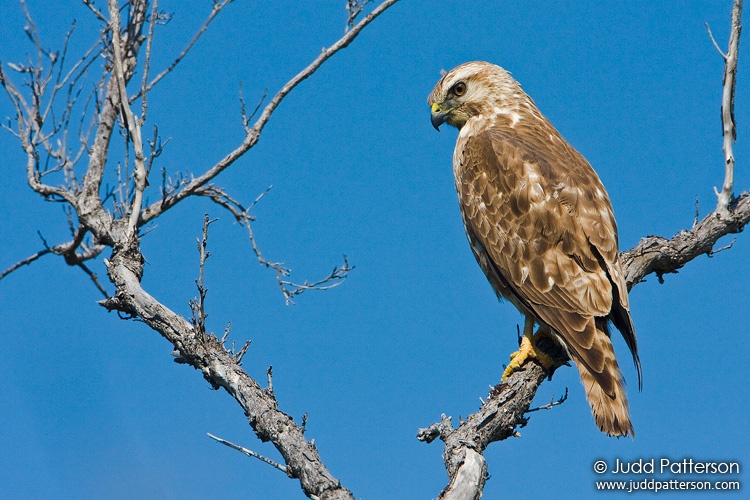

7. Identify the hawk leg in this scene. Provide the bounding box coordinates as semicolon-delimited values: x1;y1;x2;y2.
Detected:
501;316;555;381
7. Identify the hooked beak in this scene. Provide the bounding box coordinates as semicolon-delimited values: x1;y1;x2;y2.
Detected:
430;102;447;131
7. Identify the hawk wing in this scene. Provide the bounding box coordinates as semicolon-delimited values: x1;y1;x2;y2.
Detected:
455;126;641;396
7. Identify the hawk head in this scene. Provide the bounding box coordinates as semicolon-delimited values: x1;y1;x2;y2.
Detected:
428;61;525;130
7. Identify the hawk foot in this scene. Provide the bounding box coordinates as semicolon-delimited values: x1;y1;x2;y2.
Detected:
501;328;555;381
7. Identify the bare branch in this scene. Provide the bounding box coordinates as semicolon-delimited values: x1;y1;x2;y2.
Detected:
79;63;125;246
417;336;567;499
76;261;110;298
0;247;54;280
239;82;266;134
82;0;109;24
716;0;743;215
108;0;147;235
706;22;728;58
131;0;233;102
234;340;251;364
277;256;353;305
220;322;231;344
621;193;750;288
266;365;274;394
207;433;288;473
190;214;217;334
139;0;401;224
140;0;159;123
708;237;737;256
193;184;354;303
101;242;355;499
526;388;568;413
1;225;106;298
346;0;372;32
76;0;148;247
693;195;700;227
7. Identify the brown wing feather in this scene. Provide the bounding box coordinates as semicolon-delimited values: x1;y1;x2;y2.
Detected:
457;127;615;319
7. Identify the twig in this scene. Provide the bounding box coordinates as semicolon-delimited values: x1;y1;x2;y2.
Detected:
234;340;250;364
139;0;159;123
706;22;728;58
220;322;231;344
138;0;401;225
708;237;736;256
76;261;109;298
191;214;217;333
277;256;353;305
193;184;354;304
82;0;109;24
248;185;272;212
1;226;103;283
206;433;288;473
132;0;233;102
346;0;372;32
266;365;274;394
239;83;266;134
527;388;568;413
416;414;454;444
0;247;53;280
146;124;167;178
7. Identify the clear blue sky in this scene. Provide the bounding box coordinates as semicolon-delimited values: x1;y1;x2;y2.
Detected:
1;1;748;499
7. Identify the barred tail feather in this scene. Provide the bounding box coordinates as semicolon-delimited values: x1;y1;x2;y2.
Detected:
575;340;634;437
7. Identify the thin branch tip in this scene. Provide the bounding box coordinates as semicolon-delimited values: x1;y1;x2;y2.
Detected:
207;433;288;473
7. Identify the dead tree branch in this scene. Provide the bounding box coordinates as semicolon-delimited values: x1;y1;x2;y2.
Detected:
621;194;750;287
419;2;747;498
194;184;354;304
189;214;216;334
99;242;355;499
207;433;288;473
138;0;401;225
716;0;743;215
527;388;568;413
130;0;231;103
107;0;147;235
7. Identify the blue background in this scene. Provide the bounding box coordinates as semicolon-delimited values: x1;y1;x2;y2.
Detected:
0;1;747;498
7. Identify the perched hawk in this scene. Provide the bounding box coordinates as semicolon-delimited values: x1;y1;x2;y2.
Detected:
428;62;641;437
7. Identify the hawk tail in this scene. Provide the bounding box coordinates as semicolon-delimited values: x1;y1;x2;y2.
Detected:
575;333;634;437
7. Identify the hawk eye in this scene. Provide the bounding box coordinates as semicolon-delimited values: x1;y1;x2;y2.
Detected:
452;82;467;96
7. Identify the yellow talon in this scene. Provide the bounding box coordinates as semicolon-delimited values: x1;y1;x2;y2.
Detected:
501;316;555;381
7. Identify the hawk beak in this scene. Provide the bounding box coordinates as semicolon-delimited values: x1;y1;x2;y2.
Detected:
431;102;446;131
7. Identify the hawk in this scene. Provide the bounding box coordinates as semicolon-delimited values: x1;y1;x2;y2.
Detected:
428;61;641;437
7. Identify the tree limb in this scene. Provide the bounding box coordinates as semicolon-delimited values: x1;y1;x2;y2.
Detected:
716;0;743;215
100;234;355;500
107;0;147;236
622;193;750;287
